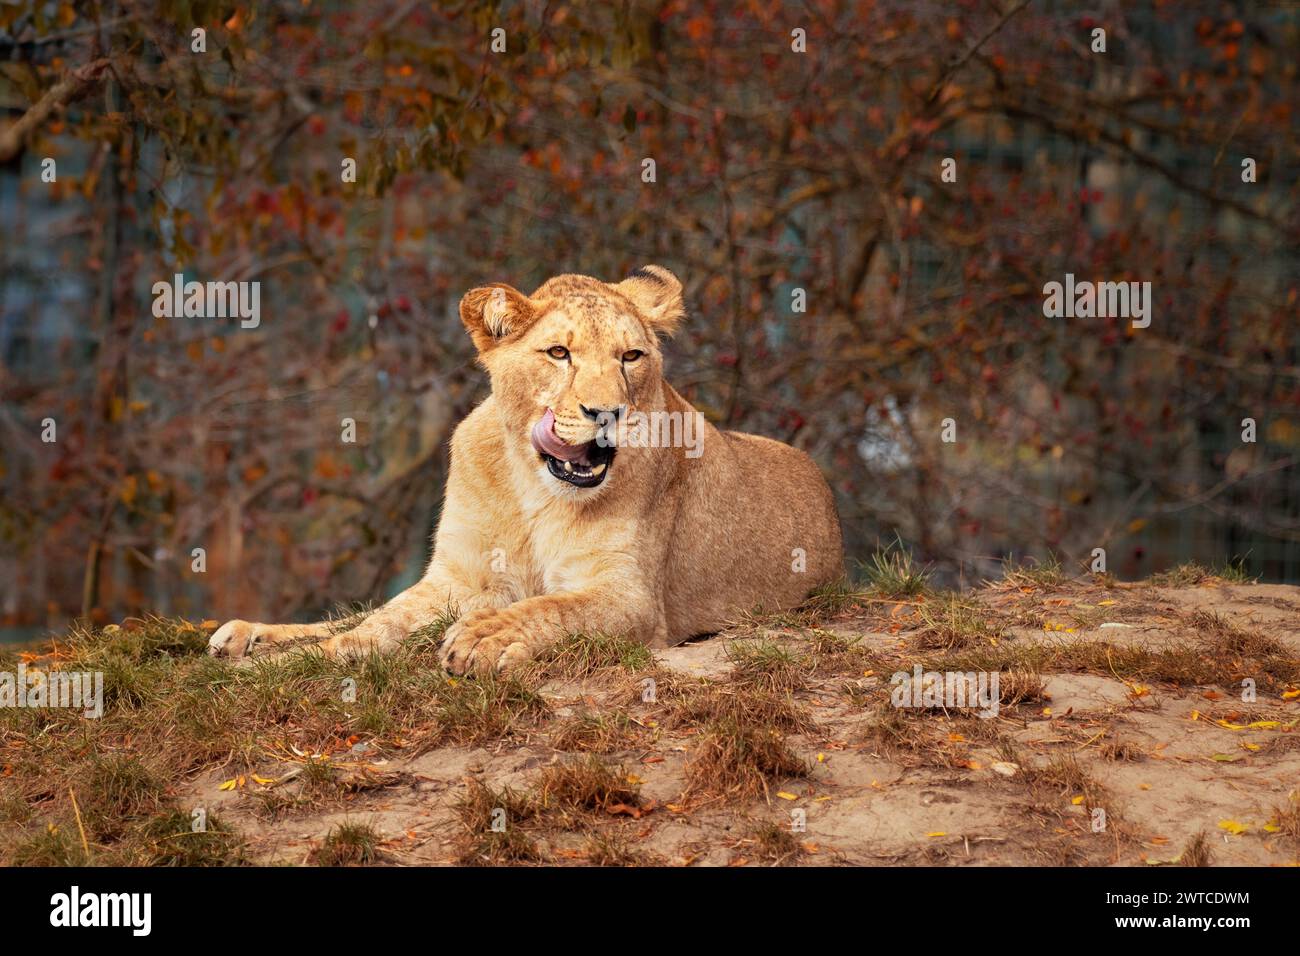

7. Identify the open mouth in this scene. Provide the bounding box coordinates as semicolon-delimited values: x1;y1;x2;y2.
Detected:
540;442;616;488
530;409;616;489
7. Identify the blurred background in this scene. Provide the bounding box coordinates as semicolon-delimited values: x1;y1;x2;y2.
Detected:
1;0;1297;642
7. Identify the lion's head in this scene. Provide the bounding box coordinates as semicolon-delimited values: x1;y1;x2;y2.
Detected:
459;266;685;496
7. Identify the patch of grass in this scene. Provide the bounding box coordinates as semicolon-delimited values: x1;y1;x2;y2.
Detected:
859;699;936;758
1179;831;1214;867
8;822;91;866
914;595;1003;649
452;779;543;865
1219;560;1256;583
684;717;808;802
583;830;654;866
0;793;33;825
998;667;1048;707
531;632;654;680
1000;555;1067;590
726;639;808;692
665;682;812;734
314;821;384;866
81;755;169;840
731;579;868;632
1155;558;1257;586
802;577;869;616
297;757;339;795
424;672;551;749
1267;792;1300;852
802;628;879;676
130;809;244;866
1188;611;1299;687
860;542;930;598
549;711;642;752
923;639;1237;690
1026;753;1108;811
401;606;457;650
0;610;549;862
535;755;641;821
1149;562;1215;587
743;820;804;865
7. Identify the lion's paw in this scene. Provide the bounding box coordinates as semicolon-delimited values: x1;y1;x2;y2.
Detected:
438;609;535;676
207;620;288;661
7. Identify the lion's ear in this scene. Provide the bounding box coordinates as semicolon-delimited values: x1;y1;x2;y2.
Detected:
459;283;538;352
615;265;684;337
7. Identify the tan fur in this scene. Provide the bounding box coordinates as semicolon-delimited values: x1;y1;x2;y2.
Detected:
209;267;843;674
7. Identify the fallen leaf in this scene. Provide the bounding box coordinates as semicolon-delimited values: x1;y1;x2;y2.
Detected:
1218;819;1250;836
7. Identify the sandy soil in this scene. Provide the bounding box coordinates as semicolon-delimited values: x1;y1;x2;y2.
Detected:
184;579;1300;866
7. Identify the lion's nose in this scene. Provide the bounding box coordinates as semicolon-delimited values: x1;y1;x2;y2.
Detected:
580;403;625;423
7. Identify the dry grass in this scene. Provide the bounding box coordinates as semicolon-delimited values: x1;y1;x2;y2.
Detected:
313;821;384;866
529;631;655;681
914;595;1004;650
664;681;812;734
684;718;808;802
452;779;544;865
0;610;555;864
741;820;804;865
534;755;642;819
548;711;643;752
1180;831;1214;867
583;830;656;866
998;556;1068;590
1268;792;1300;852
725;639;810;692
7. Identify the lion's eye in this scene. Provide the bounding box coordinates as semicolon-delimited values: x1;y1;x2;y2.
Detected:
622;349;644;363
546;346;569;360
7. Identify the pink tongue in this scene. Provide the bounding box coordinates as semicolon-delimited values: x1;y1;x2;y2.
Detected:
530;409;591;463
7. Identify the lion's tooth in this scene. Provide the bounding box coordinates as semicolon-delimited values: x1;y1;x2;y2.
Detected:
563;461;574;473
591;463;607;476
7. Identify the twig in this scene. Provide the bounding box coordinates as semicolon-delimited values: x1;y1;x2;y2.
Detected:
69;787;91;858
0;57;110;162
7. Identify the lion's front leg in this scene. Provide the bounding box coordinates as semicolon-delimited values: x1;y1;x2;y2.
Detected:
212;570;514;663
438;583;655;676
208;621;333;659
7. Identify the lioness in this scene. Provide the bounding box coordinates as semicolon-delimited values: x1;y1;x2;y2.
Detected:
209;267;843;674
